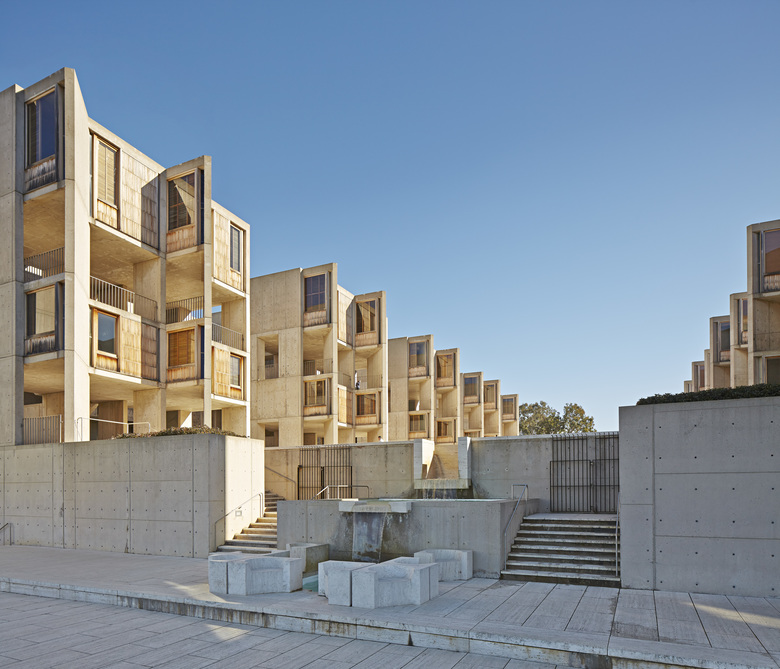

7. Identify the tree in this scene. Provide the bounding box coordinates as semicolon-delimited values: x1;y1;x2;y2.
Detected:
518;401;596;435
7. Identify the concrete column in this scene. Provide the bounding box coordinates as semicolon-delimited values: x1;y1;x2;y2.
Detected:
133;388;165;433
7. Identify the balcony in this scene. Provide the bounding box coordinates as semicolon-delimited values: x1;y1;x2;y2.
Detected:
91;276;158;321
464;392;480;405
166;296;204;324
304;379;329;416
764;274;780;292
265;360;279;379
24;248;64;283
25;332;58;356
717;350;731;363
408;364;428;379
212;323;245;351
167;363;198;383
304;359;333;376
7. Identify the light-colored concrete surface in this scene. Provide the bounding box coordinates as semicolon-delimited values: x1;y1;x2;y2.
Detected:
1;545;779;668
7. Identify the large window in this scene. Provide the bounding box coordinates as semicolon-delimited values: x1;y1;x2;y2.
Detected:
738;298;748;344
230;225;241;272
357;393;377;416
767;358;780;385
304;274;326;313
304;379;327;407
484;383;496;405
694;363;705;390
230;354;242;387
356;300;376;333
168;173;196;230
97;312;117;355
26;287;56;336
96;139;117;206
502;397;516;417
715;321;730;362
168;329;195;367
464;376;479;400
409;414;426;433
26;91;56;166
763;229;780;278
436;354;453;380
437;420;452;438
409;341;427;368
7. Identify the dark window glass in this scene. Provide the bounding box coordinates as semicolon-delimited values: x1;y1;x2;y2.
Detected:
305;274;326;313
230;226;241;271
26;287;55;336
230;355;241;386
503;398;515;415
719;322;730;352
409;341;427;368
27;91;56;166
436;354;452;379
97;312;117;355
764;230;780;276
357;394;376;416
356;300;376;333
767;358;780;384
464;377;478;399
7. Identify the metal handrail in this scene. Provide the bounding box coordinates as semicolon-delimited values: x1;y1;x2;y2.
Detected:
212;323;245;351
214;492;264;542
313;484;370;500
502;484;528;571
615;491;621;577
74;417;151;441
0;522;12;545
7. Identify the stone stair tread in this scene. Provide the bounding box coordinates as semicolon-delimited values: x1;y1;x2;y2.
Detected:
509;551;617;562
506;560;618;573
501;569;621;584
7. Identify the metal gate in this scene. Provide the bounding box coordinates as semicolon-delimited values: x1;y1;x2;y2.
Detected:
550;432;619;512
297;445;353;500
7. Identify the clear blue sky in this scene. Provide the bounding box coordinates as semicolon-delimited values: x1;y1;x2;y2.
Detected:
4;1;780;430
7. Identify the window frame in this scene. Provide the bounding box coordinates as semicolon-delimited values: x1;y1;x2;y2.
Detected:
168;328;195;368
230;354;242;388
26;286;57;338
356;392;377;417
304;379;327;407
96;311;118;357
409;413;426;433
95;138;118;207
167;172;197;231
304;274;327;314
229;225;241;272
356;299;376;334
436;353;453;380
26;90;57;168
409;341;427;368
464;376;479;401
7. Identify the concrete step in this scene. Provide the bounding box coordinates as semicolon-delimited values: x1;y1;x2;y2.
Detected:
516;529;616;538
225;538;277;549
508;551;618;564
511;544;618;554
216;544;277;555
500;568;621;588
505;560;618;575
238;530;277;540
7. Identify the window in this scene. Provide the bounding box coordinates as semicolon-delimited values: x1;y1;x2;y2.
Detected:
767;358;780;385
714;321;730;362
502;397;516;416
464;376;479;400
97;312;117;355
437;421;451;438
304;274;326;313
168;173;196;230
436;354;453;380
27;91;56;166
304;379;327;406
230;354;242;387
739;298;748;344
694;363;705;390
409;341;427;368
484;383;496;405
356;300;376;333
409;414;426;433
168;329;195;367
230;225;241;272
357;393;376;416
764;230;780;277
26;287;56;336
96;139;117;206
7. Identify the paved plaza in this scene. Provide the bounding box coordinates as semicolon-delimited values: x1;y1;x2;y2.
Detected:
0;546;779;668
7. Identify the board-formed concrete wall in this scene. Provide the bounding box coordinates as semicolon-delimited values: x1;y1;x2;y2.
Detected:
0;434;263;557
620;398;780;597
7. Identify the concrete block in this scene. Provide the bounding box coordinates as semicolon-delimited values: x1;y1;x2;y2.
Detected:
226;555;303;595
413;549;473;580
351;561;438;609
286;542;329;575
388;557;439;595
208;552;247;595
318;560;371;606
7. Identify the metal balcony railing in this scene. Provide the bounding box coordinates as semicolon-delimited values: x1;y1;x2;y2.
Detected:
265;361;279;379
91;276;158;321
212;323;245;350
24;248;64;282
166;296;204;324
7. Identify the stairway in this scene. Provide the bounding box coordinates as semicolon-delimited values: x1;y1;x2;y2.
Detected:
217;491;283;555
501;513;620;587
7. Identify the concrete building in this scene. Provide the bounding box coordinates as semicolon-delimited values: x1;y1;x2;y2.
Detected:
685;218;780;391
2;68;251;445
250;264;388;447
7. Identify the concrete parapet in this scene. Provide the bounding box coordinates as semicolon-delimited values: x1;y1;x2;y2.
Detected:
351;560;438;609
414;549;473;580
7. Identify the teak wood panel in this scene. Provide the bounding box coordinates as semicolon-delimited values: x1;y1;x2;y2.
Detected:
120;317;142;378
96;200;118;229
212;346;242;400
213;210;243;291
167;224;198;253
121;153;159;248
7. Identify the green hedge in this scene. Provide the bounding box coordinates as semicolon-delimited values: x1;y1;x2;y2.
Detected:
637;384;780;405
115;426;239;439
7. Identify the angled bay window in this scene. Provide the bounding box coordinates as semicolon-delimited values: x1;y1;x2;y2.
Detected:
27;91;57;167
304;274;326;313
356;393;377;416
167;328;197;382
738;298;748;345
502;397;516;419
356;300;376;333
484;383;496;407
168;173;196;230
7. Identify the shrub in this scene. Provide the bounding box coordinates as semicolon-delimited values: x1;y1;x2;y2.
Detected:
637;384;780;405
114;426;239;439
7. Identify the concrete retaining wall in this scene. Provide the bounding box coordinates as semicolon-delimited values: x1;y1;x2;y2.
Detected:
620;398;780;597
0;434;264;557
277;498;538;578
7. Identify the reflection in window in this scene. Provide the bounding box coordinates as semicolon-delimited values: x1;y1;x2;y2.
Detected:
27;91;56;166
305;274;326;313
304;379;327;406
357;393;376;416
764;230;780;277
26;287;56;336
484;383;496;405
409;341;427;368
230;354;242;387
97;312;117;355
168;173;196;230
356;300;376;333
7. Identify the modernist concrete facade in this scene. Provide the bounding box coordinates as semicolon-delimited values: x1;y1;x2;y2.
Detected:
251;264;389;447
1;68;251;445
685;219;780;391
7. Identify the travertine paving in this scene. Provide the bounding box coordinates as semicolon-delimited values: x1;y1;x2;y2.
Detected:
1;546;779;668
